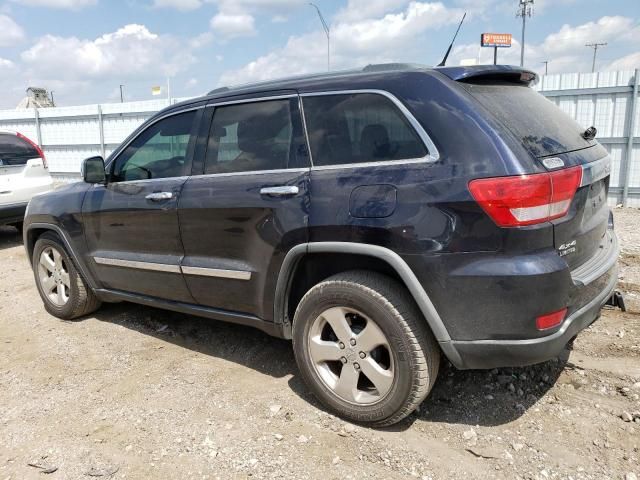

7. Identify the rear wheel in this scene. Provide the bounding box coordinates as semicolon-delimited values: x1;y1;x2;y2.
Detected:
292;270;440;427
32;232;101;319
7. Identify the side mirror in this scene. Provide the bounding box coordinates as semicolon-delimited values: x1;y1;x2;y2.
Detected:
82;156;106;184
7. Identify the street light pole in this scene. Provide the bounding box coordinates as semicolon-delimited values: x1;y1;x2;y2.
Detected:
585;43;607;73
309;3;330;71
516;0;534;67
119;85;125;103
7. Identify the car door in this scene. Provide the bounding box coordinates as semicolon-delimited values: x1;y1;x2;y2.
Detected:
82;106;204;302
178;94;311;320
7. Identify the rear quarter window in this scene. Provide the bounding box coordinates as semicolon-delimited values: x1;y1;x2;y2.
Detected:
461;82;595;157
302;93;428;167
0;133;40;166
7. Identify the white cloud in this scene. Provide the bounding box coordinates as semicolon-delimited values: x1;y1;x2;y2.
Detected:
21;24;194;80
606;52;640;72
10;0;96;9
210;12;256;38
542;16;637;55
153;0;202;11
219;1;464;85
335;0;408;22
0;58;16;69
271;14;288;23
0;14;25;46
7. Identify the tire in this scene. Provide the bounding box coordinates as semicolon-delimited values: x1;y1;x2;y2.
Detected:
292;270;440;427
32;231;101;320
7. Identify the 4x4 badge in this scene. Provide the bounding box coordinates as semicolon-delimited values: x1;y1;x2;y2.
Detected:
558;240;577;257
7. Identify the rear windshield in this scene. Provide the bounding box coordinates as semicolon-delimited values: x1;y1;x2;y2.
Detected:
0;133;40;166
460;82;595;157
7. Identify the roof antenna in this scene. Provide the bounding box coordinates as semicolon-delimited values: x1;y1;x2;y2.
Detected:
437;12;467;67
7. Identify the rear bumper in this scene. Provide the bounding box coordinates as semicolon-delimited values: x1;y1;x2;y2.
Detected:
439;230;619;370
0;202;27;225
445;263;617;369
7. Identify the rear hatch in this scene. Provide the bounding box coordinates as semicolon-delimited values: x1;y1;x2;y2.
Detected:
454;70;611;272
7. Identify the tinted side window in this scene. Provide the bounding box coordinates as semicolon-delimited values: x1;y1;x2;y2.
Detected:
112;111;197;182
0;133;40;166
302;93;428;167
204;98;308;174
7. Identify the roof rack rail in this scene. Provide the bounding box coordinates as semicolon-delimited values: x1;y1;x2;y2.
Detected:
362;63;430;73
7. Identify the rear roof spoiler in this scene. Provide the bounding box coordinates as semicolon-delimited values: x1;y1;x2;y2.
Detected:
434;65;539;86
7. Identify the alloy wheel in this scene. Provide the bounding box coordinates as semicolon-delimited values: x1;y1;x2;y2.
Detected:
38;246;70;307
307;306;395;405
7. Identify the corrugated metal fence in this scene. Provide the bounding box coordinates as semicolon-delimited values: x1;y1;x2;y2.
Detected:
0;69;638;205
535;69;640;207
0;97;189;183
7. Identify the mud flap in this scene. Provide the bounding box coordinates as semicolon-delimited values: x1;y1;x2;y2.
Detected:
605;290;626;312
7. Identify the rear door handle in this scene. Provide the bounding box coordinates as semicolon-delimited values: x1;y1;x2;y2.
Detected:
259;186;299;197
145;192;174;201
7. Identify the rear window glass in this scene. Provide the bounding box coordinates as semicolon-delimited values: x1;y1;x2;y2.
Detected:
302;93;427;167
0;133;40;166
461;82;595;157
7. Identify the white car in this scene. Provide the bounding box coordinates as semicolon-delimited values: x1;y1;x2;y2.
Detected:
0;130;53;232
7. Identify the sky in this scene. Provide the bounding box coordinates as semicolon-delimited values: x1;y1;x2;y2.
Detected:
0;0;638;109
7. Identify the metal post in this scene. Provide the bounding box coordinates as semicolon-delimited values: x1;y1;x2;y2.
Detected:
516;0;533;67
34;108;42;148
622;68;639;207
97;105;106;159
119;85;124;103
586;43;607;73
493;46;497;65
520;12;526;67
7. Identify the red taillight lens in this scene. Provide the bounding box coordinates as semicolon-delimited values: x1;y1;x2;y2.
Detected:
17;132;47;169
468;166;582;227
536;308;567;331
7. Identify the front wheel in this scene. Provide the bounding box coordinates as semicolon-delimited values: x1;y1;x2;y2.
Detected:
32;232;101;319
292;270;440;427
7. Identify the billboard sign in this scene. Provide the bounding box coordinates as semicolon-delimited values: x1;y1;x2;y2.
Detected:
481;33;512;48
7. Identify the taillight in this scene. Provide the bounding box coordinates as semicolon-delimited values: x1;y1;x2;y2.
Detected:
16;132;47;169
536;308;567;331
468;166;582;227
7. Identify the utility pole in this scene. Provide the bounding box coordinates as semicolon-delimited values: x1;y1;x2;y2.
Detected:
309;3;330;71
541;61;548;75
119;85;124;103
50;91;55;106
516;0;534;67
585;43;607;73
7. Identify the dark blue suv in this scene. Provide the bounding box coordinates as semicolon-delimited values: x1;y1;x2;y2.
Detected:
24;64;619;426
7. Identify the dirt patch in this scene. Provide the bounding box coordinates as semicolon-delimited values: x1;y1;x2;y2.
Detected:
1;211;640;480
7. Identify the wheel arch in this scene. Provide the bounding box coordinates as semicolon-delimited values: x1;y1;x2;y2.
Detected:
25;223;99;290
274;242;462;366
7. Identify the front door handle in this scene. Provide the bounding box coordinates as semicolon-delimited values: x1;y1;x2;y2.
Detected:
259;186;299;197
145;191;174;201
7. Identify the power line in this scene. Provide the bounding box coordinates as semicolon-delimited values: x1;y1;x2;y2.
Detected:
585;42;607;73
516;0;534;67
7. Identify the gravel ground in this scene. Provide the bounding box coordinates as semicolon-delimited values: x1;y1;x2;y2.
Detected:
1;210;639;480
